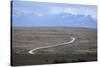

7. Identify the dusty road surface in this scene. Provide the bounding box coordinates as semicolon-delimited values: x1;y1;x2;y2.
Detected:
12;27;97;66
28;37;75;54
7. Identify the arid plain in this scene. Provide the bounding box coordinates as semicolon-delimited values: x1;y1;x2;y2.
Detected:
12;27;97;66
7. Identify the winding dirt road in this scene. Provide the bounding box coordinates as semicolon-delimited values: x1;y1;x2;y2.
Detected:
28;36;76;54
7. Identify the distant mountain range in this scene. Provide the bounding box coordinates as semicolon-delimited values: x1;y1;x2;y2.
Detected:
13;12;97;28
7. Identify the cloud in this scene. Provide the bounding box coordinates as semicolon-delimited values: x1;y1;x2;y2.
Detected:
13;8;45;17
46;6;96;19
13;8;22;17
37;13;44;16
47;7;79;15
13;5;96;19
47;7;62;14
63;8;78;14
13;8;33;15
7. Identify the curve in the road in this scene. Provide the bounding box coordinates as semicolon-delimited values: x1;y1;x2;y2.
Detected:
28;36;75;54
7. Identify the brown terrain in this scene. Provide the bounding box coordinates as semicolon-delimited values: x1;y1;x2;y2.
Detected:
12;27;97;66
